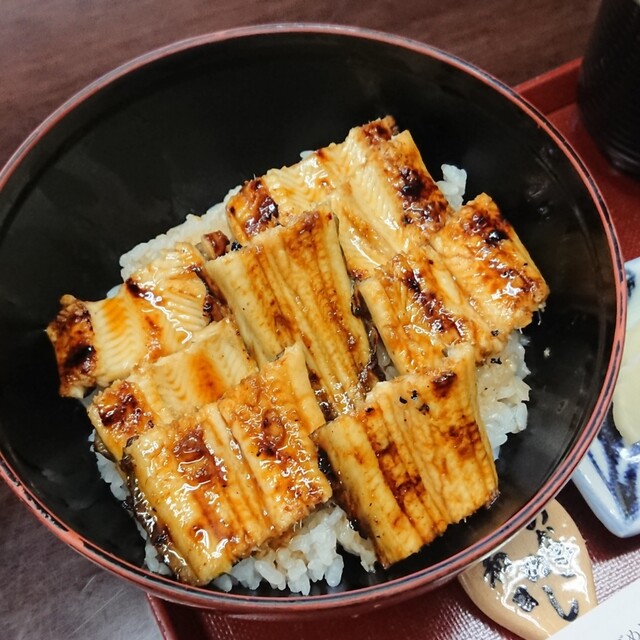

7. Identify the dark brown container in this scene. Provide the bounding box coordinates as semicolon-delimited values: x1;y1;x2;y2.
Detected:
578;0;640;176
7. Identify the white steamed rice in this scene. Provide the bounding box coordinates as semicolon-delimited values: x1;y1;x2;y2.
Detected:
214;503;376;595
119;188;237;281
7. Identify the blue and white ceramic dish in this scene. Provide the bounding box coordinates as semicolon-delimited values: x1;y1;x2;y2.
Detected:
573;256;640;538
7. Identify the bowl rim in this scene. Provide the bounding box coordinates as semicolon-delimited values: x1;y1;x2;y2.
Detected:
0;22;628;613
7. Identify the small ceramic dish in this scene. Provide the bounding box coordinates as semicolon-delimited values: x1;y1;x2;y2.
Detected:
573;256;640;538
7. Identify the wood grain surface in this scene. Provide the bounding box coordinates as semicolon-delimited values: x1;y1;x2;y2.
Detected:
0;0;600;169
0;2;603;639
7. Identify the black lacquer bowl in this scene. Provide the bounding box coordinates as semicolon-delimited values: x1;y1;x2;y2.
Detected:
0;25;627;616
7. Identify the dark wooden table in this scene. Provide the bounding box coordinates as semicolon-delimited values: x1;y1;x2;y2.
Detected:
0;1;602;638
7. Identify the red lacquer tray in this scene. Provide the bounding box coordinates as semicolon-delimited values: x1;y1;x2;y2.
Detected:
147;59;640;640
